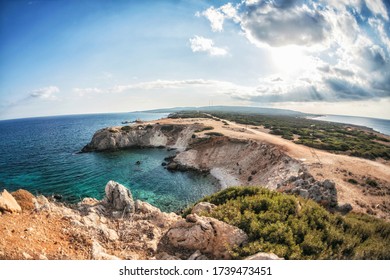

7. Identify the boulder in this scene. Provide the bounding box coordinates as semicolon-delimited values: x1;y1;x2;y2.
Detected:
0;190;22;213
163;214;248;259
191;202;216;215
245;252;284;260
103;181;134;214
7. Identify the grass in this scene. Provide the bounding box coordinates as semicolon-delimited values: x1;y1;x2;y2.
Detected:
169;111;390;161
184;187;390;260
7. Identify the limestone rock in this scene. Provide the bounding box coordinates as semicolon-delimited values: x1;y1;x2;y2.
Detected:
33;195;51;212
0;190;22;213
163;214;248;259
188;250;209;260
103;181;134;214
91;241;120;260
245;252;284;260
191;202;216;215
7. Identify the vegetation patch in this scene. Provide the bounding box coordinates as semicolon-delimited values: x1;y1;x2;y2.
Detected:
120;126;132;132
205;132;224;137
184;187;390;260
194;126;214;133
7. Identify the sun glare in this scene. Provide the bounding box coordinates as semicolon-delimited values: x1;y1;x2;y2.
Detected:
271;46;308;74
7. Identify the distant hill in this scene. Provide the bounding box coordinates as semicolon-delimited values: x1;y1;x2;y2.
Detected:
135;106;308;116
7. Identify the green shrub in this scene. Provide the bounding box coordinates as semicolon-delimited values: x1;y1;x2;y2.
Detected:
366;178;378;188
205;132;224;137
348;178;358;185
121;126;132;131
185;186;390;260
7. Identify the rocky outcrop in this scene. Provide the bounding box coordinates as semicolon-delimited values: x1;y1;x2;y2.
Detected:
103;180;135;215
81;123;204;152
160;214;248;259
279;171;339;209
0;189;22;213
245;252;284;260
191;202;216;215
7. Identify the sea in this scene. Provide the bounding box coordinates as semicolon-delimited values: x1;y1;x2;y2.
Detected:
312;115;390;136
0;113;219;212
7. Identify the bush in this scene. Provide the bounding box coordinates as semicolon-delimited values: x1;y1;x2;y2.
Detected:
205;132;224;137
366;178;378;188
348;178;358;185
121;126;132;131
184;186;390;260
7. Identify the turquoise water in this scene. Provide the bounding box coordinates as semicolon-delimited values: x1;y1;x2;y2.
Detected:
0;113;219;212
313;115;390;136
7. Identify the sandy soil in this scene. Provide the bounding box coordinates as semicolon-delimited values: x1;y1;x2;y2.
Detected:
153;117;390;219
0;211;91;260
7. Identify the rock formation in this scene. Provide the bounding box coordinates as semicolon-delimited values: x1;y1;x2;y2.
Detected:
0;189;22;213
81;123;204;152
160;214;248;259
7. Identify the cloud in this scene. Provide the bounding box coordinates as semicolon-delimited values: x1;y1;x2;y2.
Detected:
196;0;390;103
73;79;230;95
29;86;59;100
198;6;225;32
197;3;240;32
364;0;389;20
189;36;228;56
73;87;103;96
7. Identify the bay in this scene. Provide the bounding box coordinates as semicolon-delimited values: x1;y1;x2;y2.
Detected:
0;113;219;212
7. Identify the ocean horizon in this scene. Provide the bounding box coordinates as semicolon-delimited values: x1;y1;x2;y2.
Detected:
310;114;390;136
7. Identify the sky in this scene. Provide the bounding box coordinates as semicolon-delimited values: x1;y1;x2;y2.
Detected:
0;0;390;120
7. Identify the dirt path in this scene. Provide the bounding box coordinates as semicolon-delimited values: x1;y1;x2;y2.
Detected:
154;117;390;219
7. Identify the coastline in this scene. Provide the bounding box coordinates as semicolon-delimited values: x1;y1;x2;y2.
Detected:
307;114;390;136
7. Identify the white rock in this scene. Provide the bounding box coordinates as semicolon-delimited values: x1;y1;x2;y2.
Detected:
0;190;22;213
245;252;284;260
104;181;134;214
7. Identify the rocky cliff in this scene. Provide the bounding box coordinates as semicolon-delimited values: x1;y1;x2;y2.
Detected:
0;181;281;260
81;123;204;152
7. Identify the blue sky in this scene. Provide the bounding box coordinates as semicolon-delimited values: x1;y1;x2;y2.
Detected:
1;0;390;119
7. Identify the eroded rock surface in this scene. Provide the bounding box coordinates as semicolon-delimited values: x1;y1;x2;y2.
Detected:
160;214;248;259
0;190;22;213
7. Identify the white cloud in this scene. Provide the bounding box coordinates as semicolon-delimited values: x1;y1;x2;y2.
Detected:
73;87;103;96
200;6;225;32
364;0;389;20
74;79;232;95
29;86;59;100
189;36;228;56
